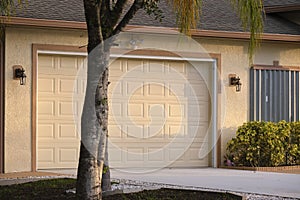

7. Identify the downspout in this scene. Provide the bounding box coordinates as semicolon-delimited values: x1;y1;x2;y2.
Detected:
212;60;218;168
0;27;5;173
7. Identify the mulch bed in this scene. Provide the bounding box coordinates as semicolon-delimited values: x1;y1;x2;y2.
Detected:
0;178;242;200
104;188;242;200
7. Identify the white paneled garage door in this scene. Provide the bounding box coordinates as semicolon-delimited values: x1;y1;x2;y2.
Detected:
37;54;212;169
37;55;86;169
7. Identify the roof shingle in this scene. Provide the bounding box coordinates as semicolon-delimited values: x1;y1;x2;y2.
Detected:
12;0;300;35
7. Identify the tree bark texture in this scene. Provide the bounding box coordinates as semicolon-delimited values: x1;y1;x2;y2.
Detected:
76;45;111;199
77;0;110;199
101;137;111;191
77;0;146;199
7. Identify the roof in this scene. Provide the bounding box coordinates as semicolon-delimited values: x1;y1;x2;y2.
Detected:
10;0;300;36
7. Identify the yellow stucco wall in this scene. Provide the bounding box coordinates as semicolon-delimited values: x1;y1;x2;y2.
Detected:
199;39;300;161
4;26;300;172
4;27;87;172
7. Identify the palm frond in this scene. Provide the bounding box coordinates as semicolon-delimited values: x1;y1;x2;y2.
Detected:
168;0;202;35
230;0;264;62
0;0;23;16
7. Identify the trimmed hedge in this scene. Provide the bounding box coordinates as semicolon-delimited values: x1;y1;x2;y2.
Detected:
226;121;300;167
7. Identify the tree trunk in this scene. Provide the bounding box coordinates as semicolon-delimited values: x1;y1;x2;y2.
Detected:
77;1;111;199
76;54;103;199
76;142;101;200
77;0;147;198
76;46;111;199
96;58;111;192
101;136;111;191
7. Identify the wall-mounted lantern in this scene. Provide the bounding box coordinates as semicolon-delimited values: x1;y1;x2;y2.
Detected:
13;65;27;85
229;74;242;92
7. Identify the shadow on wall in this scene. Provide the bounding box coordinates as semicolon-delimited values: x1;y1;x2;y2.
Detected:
220;126;239;165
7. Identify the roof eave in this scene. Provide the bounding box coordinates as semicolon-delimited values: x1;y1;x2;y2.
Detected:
1;16;300;43
264;5;300;13
0;16;87;29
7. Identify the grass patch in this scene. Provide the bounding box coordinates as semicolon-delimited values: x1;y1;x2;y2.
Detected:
0;178;76;200
0;178;242;200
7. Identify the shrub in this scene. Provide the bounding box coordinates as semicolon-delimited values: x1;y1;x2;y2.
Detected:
289;122;300;165
226;121;299;167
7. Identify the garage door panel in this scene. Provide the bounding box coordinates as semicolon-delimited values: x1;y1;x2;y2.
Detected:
38;75;81;96
188;124;208;139
38;78;55;93
126;59;144;71
128;103;144;117
126;125;144;139
108;124;123;138
169;148;185;161
58;78;78;94
109;81;122;95
188;84;210;99
38;147;55;163
107;143;208;168
38;100;55;116
58;101;75;116
108;146;123;162
168;104;184;117
167;83;185;97
38;55;212;169
39;55;85;75
168;124;185;138
109;59;123;72
38;146;79;168
38;55;55;70
147;103;165;118
199;103;210;122
38;123;55;138
168;61;186;74
147;84;165;96
109;103;122;117
59;148;79;162
38;99;77;119
59;56;78;70
126;148;144;161
126;81;145;96
147;125;165;138
58;123;78;138
148;148;164;161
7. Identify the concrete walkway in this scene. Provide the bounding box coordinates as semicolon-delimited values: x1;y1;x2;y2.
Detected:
0;168;299;199
0;171;73;186
110;168;300;199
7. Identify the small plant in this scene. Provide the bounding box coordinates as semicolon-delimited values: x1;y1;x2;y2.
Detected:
226;121;300;167
224;154;235;166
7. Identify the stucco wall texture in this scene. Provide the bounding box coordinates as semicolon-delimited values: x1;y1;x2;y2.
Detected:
5;27;87;172
4;26;300;172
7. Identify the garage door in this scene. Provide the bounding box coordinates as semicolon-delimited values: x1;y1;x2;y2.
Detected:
37;54;212;169
37;55;85;169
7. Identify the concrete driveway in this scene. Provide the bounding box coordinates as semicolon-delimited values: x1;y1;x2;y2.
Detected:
110;168;300;199
1;168;299;199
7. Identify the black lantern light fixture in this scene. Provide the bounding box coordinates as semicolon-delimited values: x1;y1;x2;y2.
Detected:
229;74;242;92
13;65;27;85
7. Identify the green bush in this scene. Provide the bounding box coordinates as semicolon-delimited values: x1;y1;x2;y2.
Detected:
289;122;300;165
226;121;300;167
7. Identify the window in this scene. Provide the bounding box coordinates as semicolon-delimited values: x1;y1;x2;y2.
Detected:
250;65;300;122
